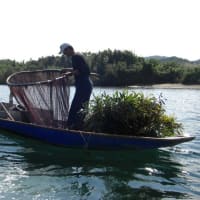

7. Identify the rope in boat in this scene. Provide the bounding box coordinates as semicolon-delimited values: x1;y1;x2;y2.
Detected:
77;130;92;149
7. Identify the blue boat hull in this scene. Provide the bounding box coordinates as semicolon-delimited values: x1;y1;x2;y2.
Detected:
0;118;195;150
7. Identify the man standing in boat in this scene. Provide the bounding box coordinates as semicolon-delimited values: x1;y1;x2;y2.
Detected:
59;43;93;129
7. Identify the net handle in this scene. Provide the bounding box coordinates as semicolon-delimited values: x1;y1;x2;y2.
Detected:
6;69;70;87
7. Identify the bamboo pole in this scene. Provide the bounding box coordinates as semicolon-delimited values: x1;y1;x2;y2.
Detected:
0;102;15;121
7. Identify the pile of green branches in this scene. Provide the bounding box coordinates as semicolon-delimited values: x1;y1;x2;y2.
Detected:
82;91;183;137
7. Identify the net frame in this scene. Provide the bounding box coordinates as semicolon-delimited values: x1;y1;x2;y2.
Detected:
7;69;70;128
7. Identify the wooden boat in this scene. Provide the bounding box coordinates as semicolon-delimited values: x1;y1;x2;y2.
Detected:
0;102;195;150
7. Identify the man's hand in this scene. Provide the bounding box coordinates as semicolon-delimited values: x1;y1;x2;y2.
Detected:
73;69;80;76
61;68;73;73
62;71;73;77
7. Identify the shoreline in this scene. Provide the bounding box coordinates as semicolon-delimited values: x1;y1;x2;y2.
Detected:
129;83;200;89
1;83;200;89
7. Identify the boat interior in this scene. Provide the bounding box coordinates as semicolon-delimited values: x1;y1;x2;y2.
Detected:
0;102;29;122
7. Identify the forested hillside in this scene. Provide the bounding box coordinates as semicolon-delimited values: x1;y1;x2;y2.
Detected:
1;50;200;86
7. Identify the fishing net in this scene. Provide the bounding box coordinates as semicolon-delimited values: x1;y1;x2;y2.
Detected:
6;69;70;128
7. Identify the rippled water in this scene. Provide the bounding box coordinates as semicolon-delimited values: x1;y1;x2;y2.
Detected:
0;85;200;199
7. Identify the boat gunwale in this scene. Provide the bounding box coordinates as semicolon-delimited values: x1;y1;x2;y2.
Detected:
0;117;195;142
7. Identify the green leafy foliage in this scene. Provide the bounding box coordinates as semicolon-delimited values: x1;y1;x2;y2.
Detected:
82;91;183;137
1;50;200;85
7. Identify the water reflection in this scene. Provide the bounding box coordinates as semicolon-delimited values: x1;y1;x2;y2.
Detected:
0;130;193;199
1;85;200;199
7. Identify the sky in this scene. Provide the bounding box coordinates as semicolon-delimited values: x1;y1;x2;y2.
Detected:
0;0;200;62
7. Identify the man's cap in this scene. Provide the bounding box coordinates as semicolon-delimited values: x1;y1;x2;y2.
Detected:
59;43;72;54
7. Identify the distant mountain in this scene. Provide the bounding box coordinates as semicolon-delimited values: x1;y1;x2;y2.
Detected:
194;59;200;64
145;56;170;61
145;56;200;66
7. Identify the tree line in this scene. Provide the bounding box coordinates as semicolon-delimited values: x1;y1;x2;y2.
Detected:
0;49;200;86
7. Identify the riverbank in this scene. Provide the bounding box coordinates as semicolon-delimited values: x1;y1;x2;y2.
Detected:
129;83;200;89
2;83;200;89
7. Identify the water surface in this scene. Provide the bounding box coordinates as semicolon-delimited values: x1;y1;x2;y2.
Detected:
0;85;199;199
